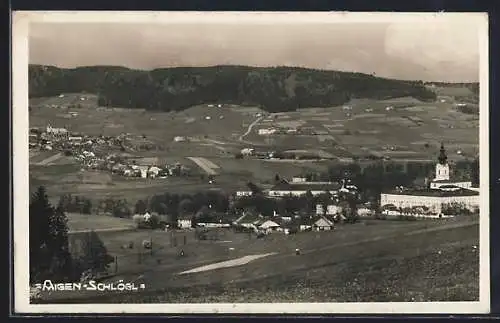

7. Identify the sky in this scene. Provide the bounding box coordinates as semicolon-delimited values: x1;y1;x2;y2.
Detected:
28;15;481;82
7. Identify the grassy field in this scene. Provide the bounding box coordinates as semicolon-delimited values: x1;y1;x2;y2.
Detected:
66;213;136;232
38;216;479;303
29;102;256;144
29;162;225;204
208;157;329;184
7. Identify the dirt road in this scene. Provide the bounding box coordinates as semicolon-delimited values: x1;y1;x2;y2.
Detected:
239;117;263;141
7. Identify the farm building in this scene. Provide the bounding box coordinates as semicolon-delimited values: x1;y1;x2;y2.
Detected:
259;220;281;233
240;148;255;156
313;216;335;231
258;128;277;135
233;210;264;229
173;136;186;142
380;144;479;216
69;136;83;142
291;176;308;183
268;181;341;197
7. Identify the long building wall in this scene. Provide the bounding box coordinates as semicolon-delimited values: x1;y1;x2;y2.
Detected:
380;193;479;214
268;190;337;197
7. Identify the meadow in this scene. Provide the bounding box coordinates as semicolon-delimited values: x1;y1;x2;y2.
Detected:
39;216;479;303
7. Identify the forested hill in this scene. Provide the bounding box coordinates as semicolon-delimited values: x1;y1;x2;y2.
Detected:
29;64;437;113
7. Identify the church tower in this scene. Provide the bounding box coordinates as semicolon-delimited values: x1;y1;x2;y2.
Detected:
434;143;450;181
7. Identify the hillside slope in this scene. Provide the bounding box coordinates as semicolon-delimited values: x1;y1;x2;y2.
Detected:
29;65;438;113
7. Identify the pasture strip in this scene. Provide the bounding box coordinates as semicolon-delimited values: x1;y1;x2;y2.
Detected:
36;152;63;166
197;157;220;169
186;157;218;175
179;253;277;275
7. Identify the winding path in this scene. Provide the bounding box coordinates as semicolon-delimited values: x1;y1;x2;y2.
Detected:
239;117;263;141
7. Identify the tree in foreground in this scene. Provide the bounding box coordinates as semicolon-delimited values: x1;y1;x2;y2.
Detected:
134;199;148;214
74;230;114;281
29;186;73;283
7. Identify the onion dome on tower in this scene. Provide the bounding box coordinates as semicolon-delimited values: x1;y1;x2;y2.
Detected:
438;142;448;165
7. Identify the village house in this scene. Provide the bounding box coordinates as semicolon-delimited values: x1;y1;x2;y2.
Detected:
178;214;193;229
313;216;335;231
46;124;69;137
357;206;375;217
316;204;342;216
258;219;281;234
233;209;264;229
296;217;315;232
148;166;162;178
235;185;254;197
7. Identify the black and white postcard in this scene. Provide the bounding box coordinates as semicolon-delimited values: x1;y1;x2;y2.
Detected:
12;11;490;314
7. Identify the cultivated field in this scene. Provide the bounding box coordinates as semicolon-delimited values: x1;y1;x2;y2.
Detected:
243;94;479;160
29;89;480;205
38;216;479;303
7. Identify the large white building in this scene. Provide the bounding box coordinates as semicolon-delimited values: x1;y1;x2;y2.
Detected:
268;181;341;197
380;189;479;215
380;143;479;216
